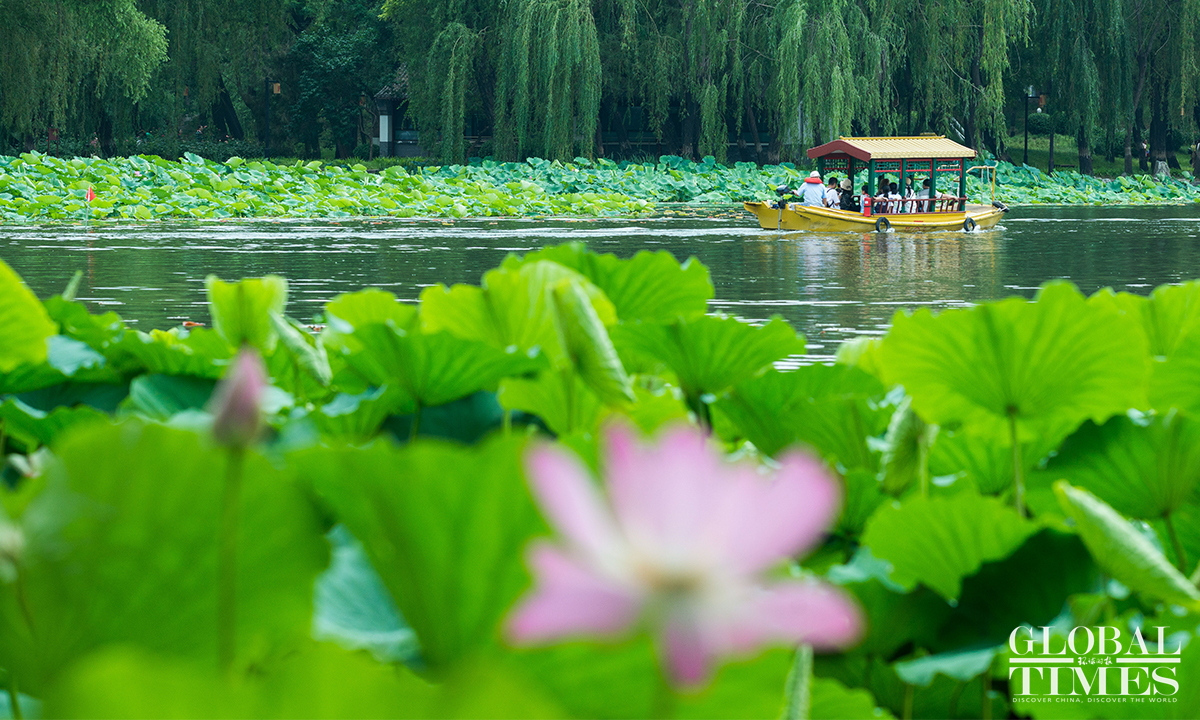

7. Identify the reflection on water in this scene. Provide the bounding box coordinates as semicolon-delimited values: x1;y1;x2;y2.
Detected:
3;205;1199;362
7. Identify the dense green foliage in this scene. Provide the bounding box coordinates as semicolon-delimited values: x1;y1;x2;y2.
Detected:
2;151;1196;226
3;245;1200;718
4;0;1198;169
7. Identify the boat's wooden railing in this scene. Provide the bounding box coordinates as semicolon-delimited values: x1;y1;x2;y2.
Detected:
863;195;968;214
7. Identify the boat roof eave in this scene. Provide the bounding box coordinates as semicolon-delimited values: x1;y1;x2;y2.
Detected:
807;136;977;162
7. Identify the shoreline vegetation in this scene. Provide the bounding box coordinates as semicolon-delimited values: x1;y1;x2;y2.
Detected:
1;151;1197;224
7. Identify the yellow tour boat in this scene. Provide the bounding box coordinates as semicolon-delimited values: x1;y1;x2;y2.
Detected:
744;135;1008;232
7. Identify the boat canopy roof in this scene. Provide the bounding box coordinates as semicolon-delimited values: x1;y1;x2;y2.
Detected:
807;135;976;161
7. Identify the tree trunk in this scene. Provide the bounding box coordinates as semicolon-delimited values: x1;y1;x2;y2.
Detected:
1077;128;1093;175
1149;73;1169;176
1124;125;1134;175
1135;105;1148;171
211;78;245;140
746;104;763;164
1048;130;1055;174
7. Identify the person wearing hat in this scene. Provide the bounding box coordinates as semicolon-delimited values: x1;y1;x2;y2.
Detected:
839;178;859;211
797;170;826;206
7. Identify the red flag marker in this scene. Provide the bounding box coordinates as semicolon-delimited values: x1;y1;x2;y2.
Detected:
85;186;95;202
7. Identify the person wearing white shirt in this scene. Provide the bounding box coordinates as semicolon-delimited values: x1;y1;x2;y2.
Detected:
797;171;826;206
914;178;933;212
824;177;841;208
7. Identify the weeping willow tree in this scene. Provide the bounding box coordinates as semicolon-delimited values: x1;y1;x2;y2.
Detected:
1030;0;1126;174
494;0;601;161
420;22;478;162
903;0;1031;150
772;0;898;157
0;0;166;142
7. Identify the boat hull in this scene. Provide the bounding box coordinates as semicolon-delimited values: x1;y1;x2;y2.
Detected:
743;201;1006;232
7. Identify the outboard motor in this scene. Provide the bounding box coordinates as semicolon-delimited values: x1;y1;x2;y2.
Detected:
775;184;792;210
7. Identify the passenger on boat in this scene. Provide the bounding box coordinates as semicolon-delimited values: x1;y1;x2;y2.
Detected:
798;170;826;206
861;184;871;213
915;179;932;212
873;180;890;214
902;177;916;213
824;177;841;208
886;180;902;213
840;179;858;211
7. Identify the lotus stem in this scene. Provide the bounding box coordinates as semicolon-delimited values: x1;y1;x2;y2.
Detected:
982;671;993;720
1008;409;1025;518
8;674;20;720
650;667;677;720
1164;513;1189;575
217;446;244;673
902;683;913;720
409;403;422;442
783;643;814;720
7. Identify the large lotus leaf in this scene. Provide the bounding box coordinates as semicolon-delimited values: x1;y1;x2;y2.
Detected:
313;525;418;664
325;320;545;411
0;398;107;452
827;549;948;658
324;288;417;331
878;282;1148;441
808;677;893;720
820;655;1005;720
42;296;127;355
310;386;409;442
1148;325;1200;414
499;372;603;436
299;436;543;670
612;315;805;402
1054;481;1200;608
715;366;887;468
1037;412;1200;520
0;259;57;373
46;643;441;719
1114;281;1200;358
935;530;1096;650
506;243;713;323
205;275;288;352
930;421;1073;496
15;381;129;415
1151;501;1200;576
552;279;634;405
0;422;327;692
894;645;999;687
45;336;106;377
121;374;216;421
119;328;233;379
420;260;615;369
384;391;508;444
269;311;332;387
860;493;1039;601
877;396;931;496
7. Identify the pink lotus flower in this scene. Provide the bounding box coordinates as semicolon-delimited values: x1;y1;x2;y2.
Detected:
506;424;862;686
209;347;267;448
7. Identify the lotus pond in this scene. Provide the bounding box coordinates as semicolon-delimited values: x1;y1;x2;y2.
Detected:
3;205;1200;720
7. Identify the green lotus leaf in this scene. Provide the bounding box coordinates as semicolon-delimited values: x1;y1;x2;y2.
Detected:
860;493;1039;601
1036;411;1200;520
930;421;1073;496
324;288;416;331
1114;280;1200;358
715;365;886;466
0;422;327;692
119;328;233;379
506;243;713;323
298;435;542;670
205;275;289;352
310;386;409;442
612;314;805;408
498;372;603;436
0;258;57;373
894;645;1000;687
808;677;895;720
551;279;634;405
1149;324;1200;414
879;281;1149;442
122;374;216;422
1054;481;1200;608
269;311;332;387
0;398;108;452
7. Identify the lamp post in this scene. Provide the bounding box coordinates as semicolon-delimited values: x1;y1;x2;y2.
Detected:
1023;85;1039;166
264;79;281;158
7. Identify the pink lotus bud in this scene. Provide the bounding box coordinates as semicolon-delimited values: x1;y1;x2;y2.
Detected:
210;347;267;448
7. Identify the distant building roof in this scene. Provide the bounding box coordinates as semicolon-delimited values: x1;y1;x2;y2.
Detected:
807;136;976;161
375;66;410;100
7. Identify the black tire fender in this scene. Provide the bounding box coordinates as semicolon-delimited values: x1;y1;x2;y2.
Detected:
963;217;977;232
875;216;891;232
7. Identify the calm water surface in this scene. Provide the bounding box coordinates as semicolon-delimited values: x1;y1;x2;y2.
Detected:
3;205;1200;361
